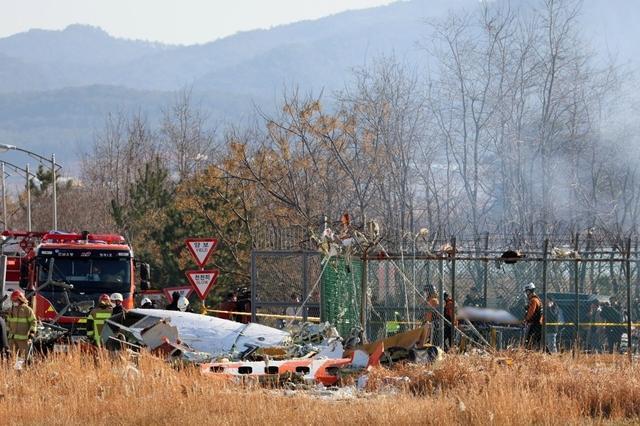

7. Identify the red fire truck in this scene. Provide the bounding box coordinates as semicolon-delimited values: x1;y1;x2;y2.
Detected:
1;230;150;333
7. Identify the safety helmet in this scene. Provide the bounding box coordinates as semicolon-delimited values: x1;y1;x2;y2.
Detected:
10;289;24;302
140;297;152;306
177;296;189;312
110;292;124;302
99;293;111;304
523;282;535;292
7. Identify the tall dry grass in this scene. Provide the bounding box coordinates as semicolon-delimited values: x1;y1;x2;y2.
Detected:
0;349;639;425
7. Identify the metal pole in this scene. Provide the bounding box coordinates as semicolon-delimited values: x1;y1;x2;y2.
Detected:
1;162;5;231
360;249;369;343
438;257;444;348
626;237;632;362
26;164;31;232
542;239;549;352
302;252;308;322
384;258;389;337
574;233;580;355
412;235;417;325
250;250;257;323
51;153;57;230
450;236;457;350
483;232;489;307
635;237;639;302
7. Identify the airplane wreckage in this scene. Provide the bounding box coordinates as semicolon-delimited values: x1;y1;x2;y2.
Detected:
4;219;521;387
21;302;517;388
94;308;447;386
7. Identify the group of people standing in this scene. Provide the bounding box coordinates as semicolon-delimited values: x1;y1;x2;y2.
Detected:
424;286;456;350
0;290;130;357
422;282;624;354
523;284;628;353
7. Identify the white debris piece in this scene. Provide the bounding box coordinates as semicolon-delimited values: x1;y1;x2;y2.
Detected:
128;309;289;356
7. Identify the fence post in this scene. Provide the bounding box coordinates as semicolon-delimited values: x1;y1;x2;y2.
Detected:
302;251;309;322
635;237;639;303
251;250;257;323
631;237;640;322
573;233;580;356
450;236;457;350
580;231;592;293
360;249;369;343
439;257;445;348
483;232;489;308
542;238;549;352
626;237;632;362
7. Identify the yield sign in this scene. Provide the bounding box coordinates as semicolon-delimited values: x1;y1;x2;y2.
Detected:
185;238;218;268
185;270;219;300
162;286;193;303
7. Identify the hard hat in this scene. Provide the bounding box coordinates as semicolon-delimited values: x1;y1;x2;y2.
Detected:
140;297;152;306
177;296;189;312
99;293;111;303
10;289;24;302
523;282;535;292
110;292;123;302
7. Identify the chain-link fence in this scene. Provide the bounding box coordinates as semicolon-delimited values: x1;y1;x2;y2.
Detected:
252;235;640;354
250;250;322;329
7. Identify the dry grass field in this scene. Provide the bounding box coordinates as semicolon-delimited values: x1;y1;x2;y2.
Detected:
0;349;639;425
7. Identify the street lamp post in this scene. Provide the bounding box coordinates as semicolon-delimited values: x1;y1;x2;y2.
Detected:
26;163;31;231
1;161;38;231
52;154;57;230
1;162;5;231
0;144;62;230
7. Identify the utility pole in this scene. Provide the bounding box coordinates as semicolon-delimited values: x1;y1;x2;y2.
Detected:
1;162;5;230
52;153;57;230
26;164;31;231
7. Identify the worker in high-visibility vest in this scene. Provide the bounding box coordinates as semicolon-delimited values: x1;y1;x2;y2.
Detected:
7;290;37;355
385;311;401;335
86;294;113;346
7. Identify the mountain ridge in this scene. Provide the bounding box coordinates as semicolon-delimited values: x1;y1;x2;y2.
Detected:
0;0;637;168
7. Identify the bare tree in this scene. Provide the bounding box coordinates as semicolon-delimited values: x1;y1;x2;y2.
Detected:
161;88;215;181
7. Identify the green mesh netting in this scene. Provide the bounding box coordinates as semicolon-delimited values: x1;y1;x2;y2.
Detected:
320;257;362;337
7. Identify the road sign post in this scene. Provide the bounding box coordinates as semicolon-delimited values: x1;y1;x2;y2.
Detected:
185;270;219;301
184;238;219;308
185;238;218;268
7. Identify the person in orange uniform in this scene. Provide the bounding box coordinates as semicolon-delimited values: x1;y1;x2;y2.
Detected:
6;290;37;356
443;292;456;351
423;286;439;344
523;282;543;350
424;286;439;321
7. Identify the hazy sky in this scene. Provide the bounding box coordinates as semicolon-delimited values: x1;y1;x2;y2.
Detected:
0;0;397;45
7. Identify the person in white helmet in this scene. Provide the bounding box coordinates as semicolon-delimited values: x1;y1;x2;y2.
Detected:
523;283;543;350
139;297;154;309
110;293;126;319
177;296;189;312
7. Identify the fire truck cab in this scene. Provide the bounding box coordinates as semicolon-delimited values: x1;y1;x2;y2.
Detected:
1;231;150;333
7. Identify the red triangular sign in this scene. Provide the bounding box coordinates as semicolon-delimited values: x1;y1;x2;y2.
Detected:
162;286;193;303
185;270;219;300
185;238;218;267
